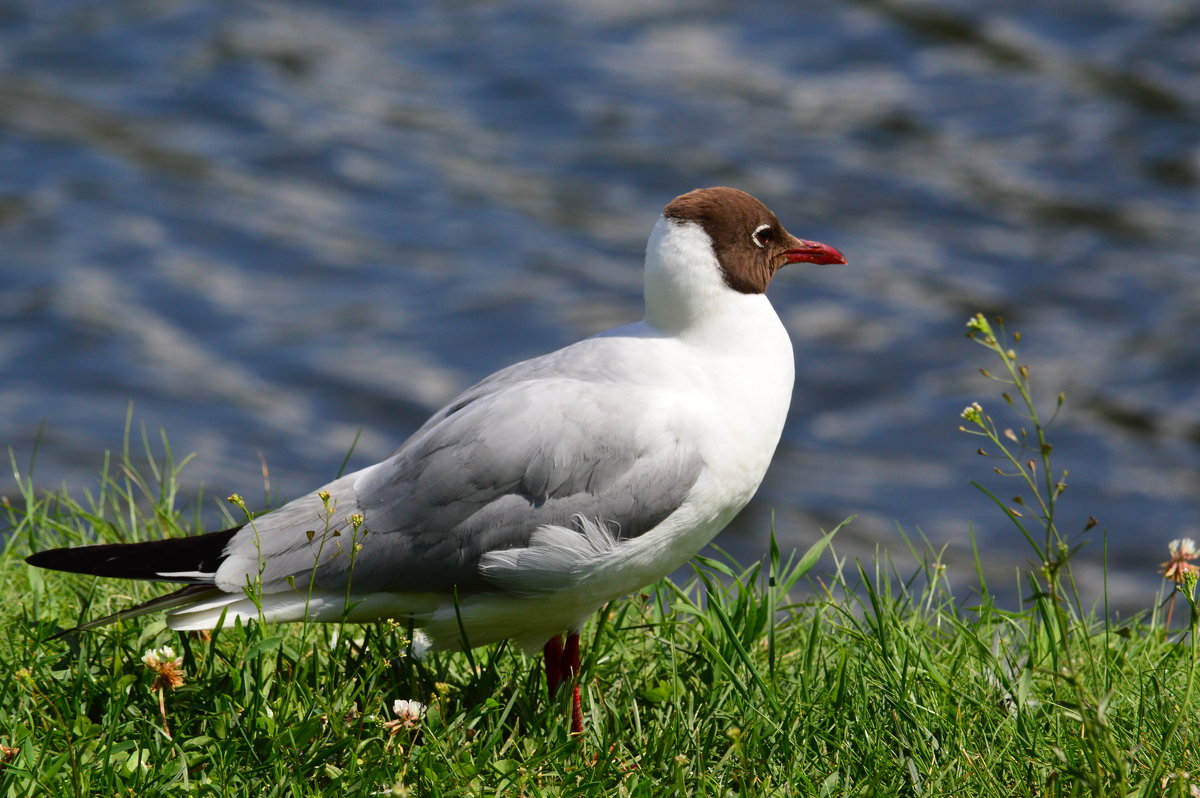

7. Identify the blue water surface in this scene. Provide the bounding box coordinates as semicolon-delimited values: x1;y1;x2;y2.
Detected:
1;0;1197;612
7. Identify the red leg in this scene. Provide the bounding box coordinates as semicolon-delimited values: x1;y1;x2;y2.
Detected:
563;631;583;736
543;635;564;698
569;684;584;737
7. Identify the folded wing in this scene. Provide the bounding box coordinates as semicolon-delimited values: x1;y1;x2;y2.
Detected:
216;344;705;598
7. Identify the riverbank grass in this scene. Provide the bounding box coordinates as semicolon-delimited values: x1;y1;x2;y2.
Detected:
2;319;1197;795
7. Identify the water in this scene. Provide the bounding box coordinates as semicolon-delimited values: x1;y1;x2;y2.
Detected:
1;0;1197;612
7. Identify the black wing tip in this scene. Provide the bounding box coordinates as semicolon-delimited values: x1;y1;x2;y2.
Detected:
25;546;108;573
25;549;57;568
24;526;242;582
24;543;160;580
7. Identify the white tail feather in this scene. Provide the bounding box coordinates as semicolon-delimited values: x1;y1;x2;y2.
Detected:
165;589;443;631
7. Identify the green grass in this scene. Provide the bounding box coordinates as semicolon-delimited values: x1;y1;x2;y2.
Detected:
2;319;1198;796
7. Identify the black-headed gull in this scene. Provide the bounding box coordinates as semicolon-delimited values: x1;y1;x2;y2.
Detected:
27;187;846;735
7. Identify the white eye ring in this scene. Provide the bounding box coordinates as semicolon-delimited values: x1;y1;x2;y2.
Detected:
751;223;772;248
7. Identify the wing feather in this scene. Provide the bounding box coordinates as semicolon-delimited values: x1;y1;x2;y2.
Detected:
216;338;705;597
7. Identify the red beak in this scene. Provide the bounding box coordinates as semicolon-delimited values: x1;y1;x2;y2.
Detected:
784;239;847;265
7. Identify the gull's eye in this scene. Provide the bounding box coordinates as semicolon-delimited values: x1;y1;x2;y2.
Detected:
752;224;773;249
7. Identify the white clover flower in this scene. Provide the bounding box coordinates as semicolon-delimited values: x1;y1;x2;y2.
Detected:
383;699;427;736
1169;538;1198;559
392;699;426;725
141;646;181;671
1162;538;1200;584
141;646;185;691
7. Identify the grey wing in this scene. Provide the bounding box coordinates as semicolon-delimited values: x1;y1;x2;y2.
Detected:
216;367;704;596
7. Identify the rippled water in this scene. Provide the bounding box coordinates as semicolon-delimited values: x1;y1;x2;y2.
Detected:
1;0;1197;611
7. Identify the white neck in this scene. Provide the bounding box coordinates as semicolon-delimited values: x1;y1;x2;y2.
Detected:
642;216;786;347
642;218;725;332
